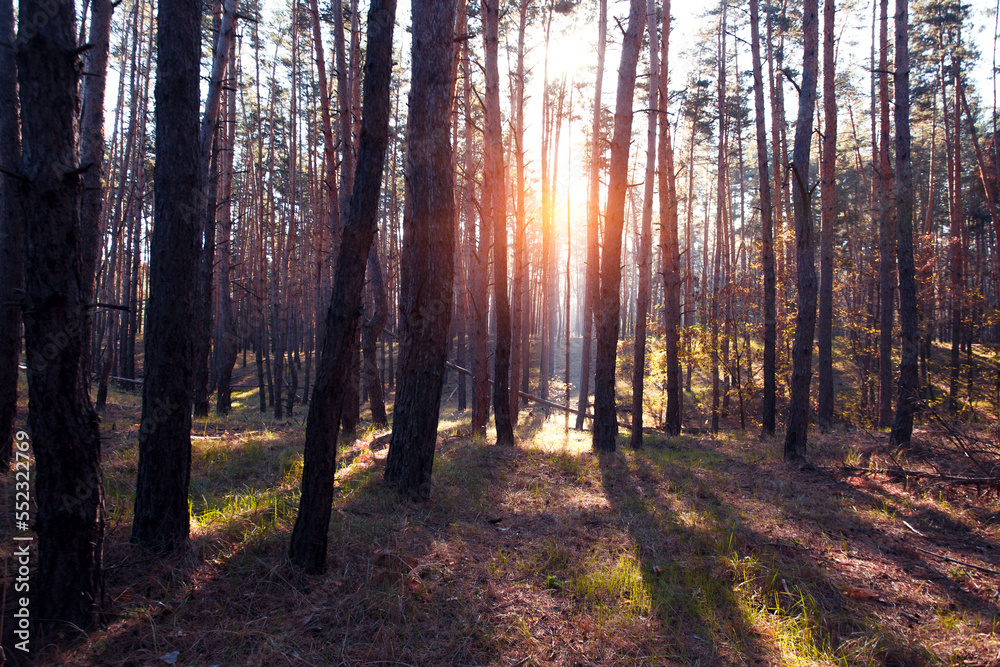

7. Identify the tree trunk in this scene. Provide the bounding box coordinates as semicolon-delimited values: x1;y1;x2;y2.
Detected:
632;0;659;449
131;0;202;552
876;0;895;428
510;0;528;419
384;0;457;499
215;36;239;415
949;50;963;413
659;0;681;438
751;0;776;437
593;0;644;452
17;0;104;636
79;0;113;387
362;243;389;426
466;34;490;438
783;0;819;462
575;0;606;430
817;0;836;431
288;0;396;572
0;0;22;466
483;0;514;446
891;0;918;445
193;0;238;418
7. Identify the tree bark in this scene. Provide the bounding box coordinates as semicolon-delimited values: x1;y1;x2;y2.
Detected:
659;0;681;438
948;48;963;413
384;0;457;499
288;0;395;572
817;0;836;431
632;0;659;448
510;0;528;419
466;34;490;438
891;0;918;446
0;0;22;466
79;0;113;386
131;0;202;552
575;0;606;430
362;243;388;426
193;0;238;418
751;0;776;437
483;0;514;446
783;0;819;463
215;35;239;415
876;0;895;428
17;0;104;636
593;0;644;452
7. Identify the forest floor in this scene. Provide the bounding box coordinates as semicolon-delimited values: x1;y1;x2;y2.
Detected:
4;345;1000;666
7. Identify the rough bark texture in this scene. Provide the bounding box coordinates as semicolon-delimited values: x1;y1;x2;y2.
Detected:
659;0;681;438
948;54;962;414
483;0;514;446
362;243;389;426
17;0;104;634
891;0;917;447
383;0;456;499
817;0;836;431
575;0;606;431
193;0;238;418
79;0;113;383
288;0;395;573
0;0;23;465
464;35;490;438
215;36;239;415
131;0;202;552
783;0;819;463
876;0;895;428
631;0;658;449
751;0;777;437
510;0;528;420
593;0;644;452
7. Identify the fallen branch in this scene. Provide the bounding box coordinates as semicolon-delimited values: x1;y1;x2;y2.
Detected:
825;465;999;488
911;545;1000;576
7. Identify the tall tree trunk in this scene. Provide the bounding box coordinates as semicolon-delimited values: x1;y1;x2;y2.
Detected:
216;36;239;415
79;0;113;387
949;48;963;413
817;0;836;431
891;0;918;445
17;0;104;635
633;0;659;448
132;0;202;552
194;137;219;417
876;0;895;428
362;243;388;426
466;35;491;437
575;0;606;430
510;0;528;419
783;0;819;462
593;0;644;452
659;1;681;437
288;0;396;572
0;0;23;465
711;2;728;435
308;0;342;352
384;0;457;498
483;0;514;446
751;0;776;437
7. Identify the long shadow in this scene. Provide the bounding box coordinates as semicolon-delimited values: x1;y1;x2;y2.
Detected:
670;441;998;664
32;413;545;667
596;446;773;664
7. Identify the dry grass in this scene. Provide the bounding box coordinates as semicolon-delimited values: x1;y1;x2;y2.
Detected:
3;358;1000;666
